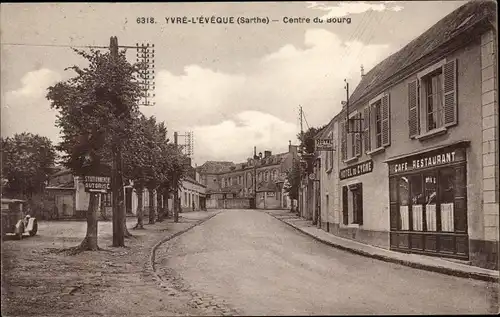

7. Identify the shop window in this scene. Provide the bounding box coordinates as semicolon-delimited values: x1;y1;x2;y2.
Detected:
424;172;438;231
104;193;112;207
439;167;455;232
398;177;410;230
409;174;424;231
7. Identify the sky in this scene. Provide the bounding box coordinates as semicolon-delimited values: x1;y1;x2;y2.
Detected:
1;1;468;166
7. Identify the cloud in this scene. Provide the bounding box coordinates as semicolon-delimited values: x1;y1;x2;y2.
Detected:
2;69;62;141
187;111;297;163
141;28;392;165
3;28;392;166
306;1;404;18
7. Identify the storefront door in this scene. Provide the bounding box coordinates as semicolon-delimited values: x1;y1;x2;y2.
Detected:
388;145;469;260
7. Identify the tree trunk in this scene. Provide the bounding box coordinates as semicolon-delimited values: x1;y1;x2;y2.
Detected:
164;192;170;218
75;192;99;251
112;146;125;247
148;188;156;224
156;190;164;222
134;189;144;229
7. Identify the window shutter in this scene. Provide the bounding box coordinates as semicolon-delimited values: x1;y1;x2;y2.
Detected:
363;107;371;152
340;120;347;161
325;149;330;171
443;59;457;127
329;133;334;168
354;113;362;157
408;80;419;138
381;94;391;146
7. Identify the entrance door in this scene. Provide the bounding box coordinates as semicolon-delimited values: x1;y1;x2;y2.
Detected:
389;165;469;260
352;184;363;225
342;186;348;225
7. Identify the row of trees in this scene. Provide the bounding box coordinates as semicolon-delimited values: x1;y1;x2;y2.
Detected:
45;44;187;252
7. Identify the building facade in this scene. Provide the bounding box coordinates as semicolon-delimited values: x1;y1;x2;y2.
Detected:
316;1;498;270
198;144;298;209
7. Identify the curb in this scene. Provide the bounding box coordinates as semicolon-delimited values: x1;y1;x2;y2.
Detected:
148;212;221;287
267;212;499;283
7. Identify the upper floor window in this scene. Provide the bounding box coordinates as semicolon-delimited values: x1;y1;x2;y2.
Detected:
362;92;391;156
264;171;269;182
425;69;444;131
409;58;457;139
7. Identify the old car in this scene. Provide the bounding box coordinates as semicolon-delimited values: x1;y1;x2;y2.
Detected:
1;198;38;239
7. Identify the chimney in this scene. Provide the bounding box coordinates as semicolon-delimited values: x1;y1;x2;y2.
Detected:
361;65;365;77
264;150;272;158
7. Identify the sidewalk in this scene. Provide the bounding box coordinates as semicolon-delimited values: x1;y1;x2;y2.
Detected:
265;209;499;282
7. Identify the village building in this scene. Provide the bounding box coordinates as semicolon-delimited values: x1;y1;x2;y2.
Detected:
312;1;498;270
198;144;298;210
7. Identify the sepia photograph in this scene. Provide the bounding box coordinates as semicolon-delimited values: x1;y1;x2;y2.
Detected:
1;1;499;316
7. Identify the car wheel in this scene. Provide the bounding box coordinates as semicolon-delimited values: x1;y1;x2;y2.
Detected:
29;219;38;236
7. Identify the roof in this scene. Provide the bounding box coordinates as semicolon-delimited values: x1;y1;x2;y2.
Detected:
182;176;206;188
1;198;26;203
349;0;496;106
197;161;235;174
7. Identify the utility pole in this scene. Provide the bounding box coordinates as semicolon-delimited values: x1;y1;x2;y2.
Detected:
253;146;257;209
173;132;179;223
110;36;125;247
298;105;304;216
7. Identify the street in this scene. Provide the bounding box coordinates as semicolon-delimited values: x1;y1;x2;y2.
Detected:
155;209;498;315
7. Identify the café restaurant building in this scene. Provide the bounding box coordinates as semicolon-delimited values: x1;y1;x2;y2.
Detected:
326;1;498;270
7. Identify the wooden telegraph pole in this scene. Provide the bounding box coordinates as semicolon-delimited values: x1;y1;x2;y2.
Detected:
173;131;179;223
110;36;125;247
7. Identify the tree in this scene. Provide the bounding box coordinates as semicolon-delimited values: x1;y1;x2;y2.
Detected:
123;115;156;229
297;125;325;155
46;46;143;251
283;158;301;203
1;133;56;199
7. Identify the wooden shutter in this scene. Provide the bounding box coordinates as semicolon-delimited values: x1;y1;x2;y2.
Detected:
389;177;398;231
363;107;371;152
381;94;391;146
354;113;361;157
340;120;347;161
408;80;419;138
329;133;334;168
443;59;457;127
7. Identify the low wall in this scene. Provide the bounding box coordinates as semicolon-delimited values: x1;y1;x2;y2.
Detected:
207;198;251;209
